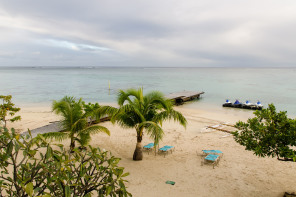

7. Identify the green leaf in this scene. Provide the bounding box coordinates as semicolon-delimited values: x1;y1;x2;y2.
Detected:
106;186;112;195
34;187;43;193
6;141;13;156
84;193;92;197
65;186;71;197
28;129;32;137
41;194;51;197
121;172;130;177
46;146;53;159
25;182;33;197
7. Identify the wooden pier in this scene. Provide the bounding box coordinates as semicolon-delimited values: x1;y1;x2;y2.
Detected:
166;91;204;105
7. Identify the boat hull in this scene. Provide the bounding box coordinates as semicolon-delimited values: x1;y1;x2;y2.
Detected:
222;103;262;110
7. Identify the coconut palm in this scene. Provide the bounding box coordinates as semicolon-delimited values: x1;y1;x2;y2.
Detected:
100;88;187;161
42;96;110;152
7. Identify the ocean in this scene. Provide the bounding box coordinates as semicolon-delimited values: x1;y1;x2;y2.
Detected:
0;67;296;117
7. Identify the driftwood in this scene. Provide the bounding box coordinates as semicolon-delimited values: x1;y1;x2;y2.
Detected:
206;123;236;134
207;126;234;134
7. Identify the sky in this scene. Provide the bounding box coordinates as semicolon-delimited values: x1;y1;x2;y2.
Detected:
0;0;296;67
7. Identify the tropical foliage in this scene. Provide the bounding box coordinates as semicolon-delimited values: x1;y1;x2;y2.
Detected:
100;88;187;160
82;101;102;125
42;96;110;152
233;104;296;161
0;95;21;128
0;127;131;196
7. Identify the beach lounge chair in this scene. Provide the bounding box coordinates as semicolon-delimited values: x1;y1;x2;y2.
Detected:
201;154;220;169
158;145;175;157
202;150;223;158
143;143;154;154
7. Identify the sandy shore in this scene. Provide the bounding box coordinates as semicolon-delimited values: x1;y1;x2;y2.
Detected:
8;105;296;197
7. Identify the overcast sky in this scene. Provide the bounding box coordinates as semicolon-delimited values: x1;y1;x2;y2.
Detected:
0;0;296;67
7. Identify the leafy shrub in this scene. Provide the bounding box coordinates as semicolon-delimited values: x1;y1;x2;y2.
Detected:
233;104;296;161
0;127;131;196
0;95;21;128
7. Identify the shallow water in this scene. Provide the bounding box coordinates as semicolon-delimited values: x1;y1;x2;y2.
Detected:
0;67;295;116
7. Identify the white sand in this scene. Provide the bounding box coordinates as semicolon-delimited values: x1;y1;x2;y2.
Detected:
8;105;296;197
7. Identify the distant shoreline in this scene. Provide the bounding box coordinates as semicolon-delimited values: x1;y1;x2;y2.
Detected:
1;66;296;69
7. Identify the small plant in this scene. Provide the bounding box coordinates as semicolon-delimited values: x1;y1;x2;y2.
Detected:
0;127;131;196
0;95;21;128
42;96;110;152
82;101;102;125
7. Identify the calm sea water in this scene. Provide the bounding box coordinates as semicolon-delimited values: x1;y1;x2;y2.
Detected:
0;67;296;116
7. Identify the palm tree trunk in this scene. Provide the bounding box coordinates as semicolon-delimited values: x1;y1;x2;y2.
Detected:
133;135;143;161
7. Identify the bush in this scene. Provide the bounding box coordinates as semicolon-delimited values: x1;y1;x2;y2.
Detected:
0;127;131;196
0;95;21;128
233;104;296;161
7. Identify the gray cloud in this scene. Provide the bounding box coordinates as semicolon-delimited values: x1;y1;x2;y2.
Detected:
0;0;296;67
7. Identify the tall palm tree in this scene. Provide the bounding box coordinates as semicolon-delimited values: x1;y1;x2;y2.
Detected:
100;88;187;161
42;96;110;152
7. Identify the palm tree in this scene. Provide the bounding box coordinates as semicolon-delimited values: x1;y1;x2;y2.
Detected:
42;96;110;152
100;88;187;161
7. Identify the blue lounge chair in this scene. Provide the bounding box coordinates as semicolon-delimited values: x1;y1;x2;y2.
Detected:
202;154;220;169
202;150;223;158
158;145;175;157
143;143;154;154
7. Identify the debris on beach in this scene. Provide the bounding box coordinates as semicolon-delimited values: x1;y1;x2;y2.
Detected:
203;123;237;134
284;192;296;197
165;181;175;185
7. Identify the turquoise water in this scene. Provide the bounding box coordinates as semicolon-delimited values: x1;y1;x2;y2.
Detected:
0;67;296;116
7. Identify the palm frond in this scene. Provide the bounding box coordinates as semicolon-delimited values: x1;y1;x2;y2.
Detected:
111;105;144;128
117;88;143;106
79;125;111;136
76;132;91;147
52;96;84;131
98;105;119;118
119;104;145;123
71;118;88;133
139;121;164;145
153;109;187;128
145;91;172;108
41;131;70;142
117;89;133;106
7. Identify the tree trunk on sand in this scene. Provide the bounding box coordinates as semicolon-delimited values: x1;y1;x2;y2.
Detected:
133;142;143;161
133;134;143;161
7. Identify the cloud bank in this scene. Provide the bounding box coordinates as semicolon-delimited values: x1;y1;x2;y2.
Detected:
0;0;296;67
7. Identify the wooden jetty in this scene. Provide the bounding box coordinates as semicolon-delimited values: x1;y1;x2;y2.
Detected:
22;116;111;138
166;91;204;105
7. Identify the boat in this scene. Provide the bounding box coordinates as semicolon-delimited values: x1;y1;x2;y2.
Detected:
233;99;243;108
255;101;263;110
222;99;232;107
242;100;254;109
244;100;252;106
222;99;263;110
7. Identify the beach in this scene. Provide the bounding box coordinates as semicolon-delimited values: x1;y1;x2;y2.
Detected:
8;105;296;197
